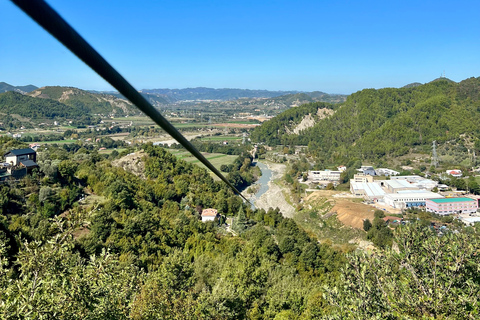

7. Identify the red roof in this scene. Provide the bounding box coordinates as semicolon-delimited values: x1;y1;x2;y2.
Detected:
201;209;218;217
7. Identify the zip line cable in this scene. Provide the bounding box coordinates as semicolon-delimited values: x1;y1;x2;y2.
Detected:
11;0;251;203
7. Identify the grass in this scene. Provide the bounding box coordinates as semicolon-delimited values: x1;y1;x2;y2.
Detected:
227;120;258;124
165;148;237;180
200;136;241;141
33;139;77;144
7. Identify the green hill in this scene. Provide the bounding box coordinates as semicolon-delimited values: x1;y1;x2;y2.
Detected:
251;77;480;162
28;86;140;116
0;91;85;119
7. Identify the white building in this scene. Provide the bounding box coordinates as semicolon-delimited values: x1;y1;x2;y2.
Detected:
384;180;418;193
446;169;462;177
350;181;386;201
353;174;374;183
375;168;400;176
390;175;438;191
384;192;444;209
201;208;218;222
308;170;341;181
357;166;376;176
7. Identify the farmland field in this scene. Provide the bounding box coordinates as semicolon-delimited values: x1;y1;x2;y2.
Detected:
166;149;237;179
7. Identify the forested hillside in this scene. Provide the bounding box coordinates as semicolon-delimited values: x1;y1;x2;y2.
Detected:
251;77;480;162
1;136;480;318
28;86;139;116
0;91;85;119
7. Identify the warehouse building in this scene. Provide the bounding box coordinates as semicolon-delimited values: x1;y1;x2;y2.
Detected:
350;181;386;201
383;180;418;193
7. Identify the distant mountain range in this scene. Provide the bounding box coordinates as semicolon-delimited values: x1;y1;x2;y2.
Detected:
140;87;301;102
0;82;38;94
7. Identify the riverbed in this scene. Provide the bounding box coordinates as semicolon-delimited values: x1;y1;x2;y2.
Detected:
246;161;295;218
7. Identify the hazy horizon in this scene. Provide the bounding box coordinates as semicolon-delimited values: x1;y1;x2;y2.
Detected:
1;0;479;94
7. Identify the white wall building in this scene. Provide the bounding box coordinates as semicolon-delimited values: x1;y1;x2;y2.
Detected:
201;209;218;222
353;174;374;183
375;168;400;176
308;170;341;181
357;166;376;176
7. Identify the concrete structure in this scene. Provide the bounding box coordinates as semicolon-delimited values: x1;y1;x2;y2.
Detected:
375;168;400;176
357;166;376;176
353;174;374;183
384;192;444;209
308;170;341;181
337;165;346;172
426;197;478;215
201;208;218;222
4;148;36;166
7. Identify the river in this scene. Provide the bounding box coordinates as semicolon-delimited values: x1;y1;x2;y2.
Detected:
247;161;295;217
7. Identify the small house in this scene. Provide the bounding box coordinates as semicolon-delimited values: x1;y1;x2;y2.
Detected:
4;148;37;166
201;208;218;222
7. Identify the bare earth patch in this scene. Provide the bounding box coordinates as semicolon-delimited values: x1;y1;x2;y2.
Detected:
112;151;146;178
332;200;376;229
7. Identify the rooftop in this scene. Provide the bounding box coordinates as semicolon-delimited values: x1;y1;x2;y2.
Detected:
4;148;36;157
429;197;476;203
201;208;218;217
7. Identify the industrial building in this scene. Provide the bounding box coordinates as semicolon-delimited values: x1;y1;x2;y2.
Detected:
383;180;419;193
350;181;385;200
426;198;478;215
384;192;444;208
390;175;438;191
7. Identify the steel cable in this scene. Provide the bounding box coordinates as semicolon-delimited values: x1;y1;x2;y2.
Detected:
11;0;250;203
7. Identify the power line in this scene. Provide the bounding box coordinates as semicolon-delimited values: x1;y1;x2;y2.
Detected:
11;0;250;203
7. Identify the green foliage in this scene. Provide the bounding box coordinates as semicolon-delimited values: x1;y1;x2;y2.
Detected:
326;223;480;319
2;136;480;319
252;77;480;162
0;91;86;119
363;219;372;231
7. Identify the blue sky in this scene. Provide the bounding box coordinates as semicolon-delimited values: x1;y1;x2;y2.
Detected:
1;0;479;94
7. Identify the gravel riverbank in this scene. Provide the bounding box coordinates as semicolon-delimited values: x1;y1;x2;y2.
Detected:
253;162;296;218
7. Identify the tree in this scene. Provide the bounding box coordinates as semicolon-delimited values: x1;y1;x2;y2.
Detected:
232;205;247;234
363;219;372;231
325;223;480;319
